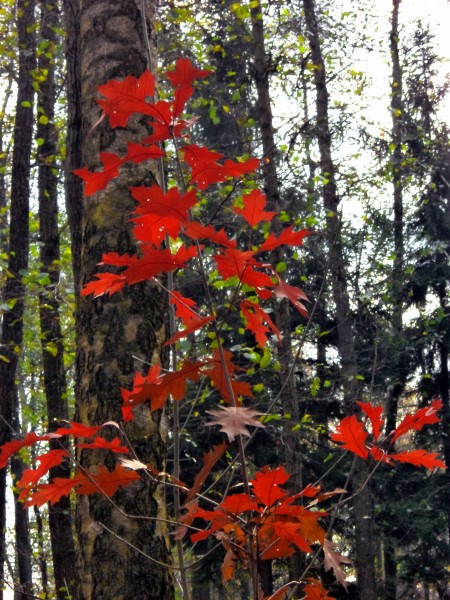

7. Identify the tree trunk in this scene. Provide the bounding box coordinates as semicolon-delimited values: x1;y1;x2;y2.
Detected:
0;0;35;596
62;0;83;296
75;1;173;598
250;0;303;586
301;0;378;597
37;1;78;597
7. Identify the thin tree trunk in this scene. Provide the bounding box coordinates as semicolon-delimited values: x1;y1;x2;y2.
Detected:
75;1;173;598
37;1;78;597
301;0;377;598
383;3;405;596
62;0;83;296
0;1;35;597
250;0;303;587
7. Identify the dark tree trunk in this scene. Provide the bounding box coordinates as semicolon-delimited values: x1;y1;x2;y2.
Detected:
62;0;83;296
250;0;303;586
302;0;377;598
383;3;405;596
0;0;35;597
75;1;174;598
37;1;78;597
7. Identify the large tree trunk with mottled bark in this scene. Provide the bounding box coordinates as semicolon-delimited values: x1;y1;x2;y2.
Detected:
75;1;174;598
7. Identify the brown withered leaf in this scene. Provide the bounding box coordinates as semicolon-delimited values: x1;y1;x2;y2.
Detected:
323;538;351;590
205;405;265;442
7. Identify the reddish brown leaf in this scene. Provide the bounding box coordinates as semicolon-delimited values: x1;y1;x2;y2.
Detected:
303;579;335;600
203;350;253;401
206;405;265;442
331;415;369;459
323;539;351;590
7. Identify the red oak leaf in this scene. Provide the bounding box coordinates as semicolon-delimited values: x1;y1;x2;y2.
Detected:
169;290;199;324
250;465;290;507
182;221;236;249
390;449;446;469
240;300;281;347
166;58;211;117
123;141;165;164
53;422;103;438
214;248;274;294
392;398;442;441
18;449;69;490
0;432;57;469
73;152;123;196
258;226;311;253
273;275;309;318
24;472;87;508
185;441;228;502
205;405;265;442
97;70;155;127
164;315;215;345
331;415;369;459
80;271;127;298
77;436;129;454
203;350;253;401
357;401;385;440
233;190;276;226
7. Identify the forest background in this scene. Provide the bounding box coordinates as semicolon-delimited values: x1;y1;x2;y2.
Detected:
0;0;449;599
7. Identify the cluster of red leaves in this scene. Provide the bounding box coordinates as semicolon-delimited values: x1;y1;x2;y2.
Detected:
331;398;446;469
0;59;446;600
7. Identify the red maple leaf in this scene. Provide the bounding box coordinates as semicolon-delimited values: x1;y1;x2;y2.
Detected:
233;190;276;226
123;141;165;164
164;315;215;345
331;415;369;459
80;271;127;298
214;247;274;295
182;221;236;249
169;290;199;324
392;398;442;441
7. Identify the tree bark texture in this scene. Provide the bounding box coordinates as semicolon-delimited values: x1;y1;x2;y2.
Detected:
76;1;173;598
37;2;78;597
62;0;83;296
250;0;304;585
0;0;35;597
301;0;378;598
